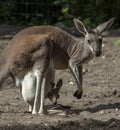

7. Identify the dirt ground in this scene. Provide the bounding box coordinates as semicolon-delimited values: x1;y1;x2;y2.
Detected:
0;26;120;130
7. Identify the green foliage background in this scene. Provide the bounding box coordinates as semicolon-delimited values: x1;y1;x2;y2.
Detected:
0;0;119;28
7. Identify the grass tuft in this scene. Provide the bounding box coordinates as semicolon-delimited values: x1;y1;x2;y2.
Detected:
113;40;120;46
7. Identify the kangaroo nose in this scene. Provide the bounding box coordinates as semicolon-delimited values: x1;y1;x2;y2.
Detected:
96;51;102;57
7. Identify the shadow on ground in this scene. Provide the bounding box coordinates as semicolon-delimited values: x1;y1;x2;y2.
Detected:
71;102;120;114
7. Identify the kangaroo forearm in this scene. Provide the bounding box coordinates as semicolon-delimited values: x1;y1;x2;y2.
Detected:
69;63;82;91
78;65;83;86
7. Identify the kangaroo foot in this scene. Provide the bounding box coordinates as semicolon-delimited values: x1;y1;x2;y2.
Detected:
38;109;48;115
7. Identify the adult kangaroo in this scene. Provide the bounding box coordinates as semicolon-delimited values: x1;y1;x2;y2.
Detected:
0;18;115;115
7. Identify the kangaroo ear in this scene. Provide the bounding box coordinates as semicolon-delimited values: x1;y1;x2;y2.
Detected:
94;17;116;34
56;79;63;92
73;18;91;35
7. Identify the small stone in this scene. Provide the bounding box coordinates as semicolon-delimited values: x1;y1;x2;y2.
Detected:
14;96;19;100
28;121;31;124
45;123;48;126
83;69;88;74
115;108;119;112
102;44;105;47
100;110;104;114
102;55;106;59
7;124;10;126
69;81;74;85
113;60;116;63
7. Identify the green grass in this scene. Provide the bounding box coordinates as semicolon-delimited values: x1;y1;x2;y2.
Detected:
113;40;120;46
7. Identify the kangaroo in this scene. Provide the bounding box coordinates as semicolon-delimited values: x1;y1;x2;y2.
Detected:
0;18;115;115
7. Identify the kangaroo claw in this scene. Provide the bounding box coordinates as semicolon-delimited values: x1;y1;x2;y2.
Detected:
73;90;83;99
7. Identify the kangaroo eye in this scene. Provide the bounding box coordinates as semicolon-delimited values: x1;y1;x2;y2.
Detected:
87;39;93;44
88;40;91;43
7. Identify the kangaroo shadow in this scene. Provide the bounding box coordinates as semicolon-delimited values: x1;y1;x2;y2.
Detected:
70;102;120;114
49;102;120;114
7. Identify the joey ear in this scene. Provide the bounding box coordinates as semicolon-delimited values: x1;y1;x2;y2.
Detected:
73;18;91;35
94;17;116;34
56;79;63;92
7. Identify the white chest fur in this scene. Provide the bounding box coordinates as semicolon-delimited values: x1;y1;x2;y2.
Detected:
21;72;36;105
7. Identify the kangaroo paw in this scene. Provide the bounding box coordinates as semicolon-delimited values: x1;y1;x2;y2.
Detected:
32;110;38;115
73;90;83;99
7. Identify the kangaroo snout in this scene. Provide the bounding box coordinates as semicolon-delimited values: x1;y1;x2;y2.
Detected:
51;97;58;105
95;50;102;57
